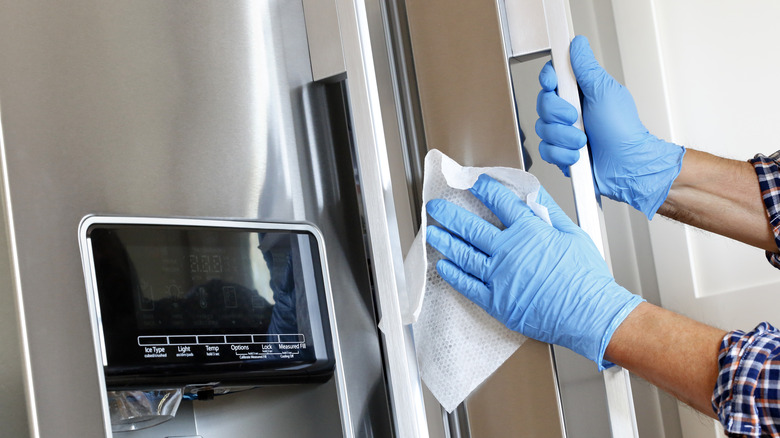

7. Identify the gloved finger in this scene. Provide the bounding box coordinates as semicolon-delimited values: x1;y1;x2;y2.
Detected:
426;199;500;254
535;119;587;150
427;225;490;281
535;186;581;235
539;140;580;168
570;35;616;99
538;61;557;92
469;174;537;227
436;259;492;312
536;89;579;125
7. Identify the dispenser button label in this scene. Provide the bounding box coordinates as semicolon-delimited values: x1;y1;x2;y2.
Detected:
143;346;168;358
137;333;306;361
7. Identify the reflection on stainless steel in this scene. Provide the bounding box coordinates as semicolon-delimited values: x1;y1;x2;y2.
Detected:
302;0;346;81
379;0;428;232
0;1;391;436
0;135;29;437
404;0;524;169
501;0;551;59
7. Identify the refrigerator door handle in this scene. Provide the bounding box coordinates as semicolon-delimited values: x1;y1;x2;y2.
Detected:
334;0;430;436
501;0;640;437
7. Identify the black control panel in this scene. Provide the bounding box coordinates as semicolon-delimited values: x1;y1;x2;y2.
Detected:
82;219;335;389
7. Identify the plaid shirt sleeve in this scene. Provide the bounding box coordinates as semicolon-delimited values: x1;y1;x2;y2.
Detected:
750;151;780;269
713;322;780;437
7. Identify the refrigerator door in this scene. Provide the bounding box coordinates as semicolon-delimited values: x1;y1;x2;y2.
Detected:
0;1;393;436
400;1;565;436
388;0;642;436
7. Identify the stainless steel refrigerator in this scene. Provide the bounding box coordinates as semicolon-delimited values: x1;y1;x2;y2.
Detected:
0;0;672;437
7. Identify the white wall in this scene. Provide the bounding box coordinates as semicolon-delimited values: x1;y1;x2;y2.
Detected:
653;1;780;303
611;1;780;436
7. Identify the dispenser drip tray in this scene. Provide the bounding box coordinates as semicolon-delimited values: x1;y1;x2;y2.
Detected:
108;389;183;432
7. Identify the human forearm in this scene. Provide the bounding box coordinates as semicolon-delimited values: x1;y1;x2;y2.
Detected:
605;302;726;418
604;150;756;418
658;149;776;252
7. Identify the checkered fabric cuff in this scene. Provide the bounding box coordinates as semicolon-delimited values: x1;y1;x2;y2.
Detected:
713;322;780;437
750;152;780;269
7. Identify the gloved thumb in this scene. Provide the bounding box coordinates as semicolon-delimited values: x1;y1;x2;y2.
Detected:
535;186;580;235
570;35;615;99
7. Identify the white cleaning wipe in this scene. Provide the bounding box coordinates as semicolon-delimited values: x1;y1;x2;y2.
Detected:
403;149;551;412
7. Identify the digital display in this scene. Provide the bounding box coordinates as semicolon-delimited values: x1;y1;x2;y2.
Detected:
86;222;334;388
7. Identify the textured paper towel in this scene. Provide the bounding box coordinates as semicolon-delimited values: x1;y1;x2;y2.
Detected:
404;149;551;412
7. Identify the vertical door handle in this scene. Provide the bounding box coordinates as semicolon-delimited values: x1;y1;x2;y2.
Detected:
501;0;640;436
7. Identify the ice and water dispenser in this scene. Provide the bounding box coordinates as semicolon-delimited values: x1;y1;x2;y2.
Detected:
79;217;343;433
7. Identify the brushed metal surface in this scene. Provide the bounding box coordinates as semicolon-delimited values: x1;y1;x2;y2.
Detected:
0;1;390;436
503;0;550;58
302;0;346;81
380;0;428;233
404;0;524;169
466;340;564;436
402;0;566;436
333;0;431;435
368;0;418;255
0;151;28;437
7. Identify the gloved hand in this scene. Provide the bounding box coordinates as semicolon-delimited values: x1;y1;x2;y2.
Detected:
426;174;644;369
535;35;685;219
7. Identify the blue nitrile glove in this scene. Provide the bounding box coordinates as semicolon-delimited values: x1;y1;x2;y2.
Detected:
426;174;644;369
535;35;685;219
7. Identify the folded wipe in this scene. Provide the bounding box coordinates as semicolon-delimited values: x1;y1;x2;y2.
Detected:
403;149;550;412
